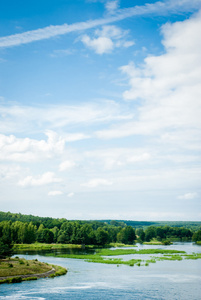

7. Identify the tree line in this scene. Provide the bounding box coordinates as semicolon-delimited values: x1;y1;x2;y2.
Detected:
0;220;136;258
1;219;200;247
1;211;201;230
1;211;201;258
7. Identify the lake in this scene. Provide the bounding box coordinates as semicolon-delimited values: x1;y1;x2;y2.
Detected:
0;243;201;299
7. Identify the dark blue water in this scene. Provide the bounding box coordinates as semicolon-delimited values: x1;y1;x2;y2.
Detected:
0;243;201;300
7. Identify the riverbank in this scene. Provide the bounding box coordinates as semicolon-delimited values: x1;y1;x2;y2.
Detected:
0;257;67;284
13;243;86;251
13;242;136;251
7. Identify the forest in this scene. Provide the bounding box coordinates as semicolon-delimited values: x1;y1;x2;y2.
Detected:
1;211;201;258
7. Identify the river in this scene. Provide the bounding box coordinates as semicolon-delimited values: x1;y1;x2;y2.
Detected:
0;243;201;299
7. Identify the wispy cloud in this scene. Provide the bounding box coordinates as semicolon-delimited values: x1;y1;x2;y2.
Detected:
59;160;76;171
177;192;198;200
48;190;63;196
81;178;113;188
50;49;74;57
85;148;151;169
0;102;132;134
67;192;74;197
105;1;120;15
18;172;62;187
0;1;200;48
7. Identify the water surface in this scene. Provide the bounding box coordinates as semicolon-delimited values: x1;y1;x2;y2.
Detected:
0;243;200;300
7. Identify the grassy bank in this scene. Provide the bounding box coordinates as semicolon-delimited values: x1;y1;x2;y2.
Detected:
143;241;163;245
96;249;185;256
0;257;67;284
13;243;86;251
13;242;136;251
109;243;136;248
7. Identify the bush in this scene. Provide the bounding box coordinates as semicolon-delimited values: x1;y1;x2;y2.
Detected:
9;277;22;283
162;240;171;245
22;277;37;281
8;263;13;268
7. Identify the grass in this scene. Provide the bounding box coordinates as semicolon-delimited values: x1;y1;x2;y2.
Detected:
109;243;136;248
183;253;201;259
96;248;186;256
157;255;183;261
13;243;85;251
45;247;191;267
0;257;67;284
49;265;67;277
13;242;136;251
0;257;52;277
11;243;201;268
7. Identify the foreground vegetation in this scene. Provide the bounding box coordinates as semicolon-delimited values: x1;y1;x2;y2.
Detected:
0;257;67;284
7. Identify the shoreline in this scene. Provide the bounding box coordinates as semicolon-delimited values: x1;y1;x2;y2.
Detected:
0;258;67;284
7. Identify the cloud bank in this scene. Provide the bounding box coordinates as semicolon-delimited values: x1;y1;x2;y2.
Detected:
97;10;201;149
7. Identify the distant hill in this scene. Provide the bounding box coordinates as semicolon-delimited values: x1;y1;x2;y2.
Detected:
99;220;201;230
0;211;201;230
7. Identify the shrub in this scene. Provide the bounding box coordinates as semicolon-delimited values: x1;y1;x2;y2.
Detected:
22;277;37;281
8;263;13;268
8;277;22;283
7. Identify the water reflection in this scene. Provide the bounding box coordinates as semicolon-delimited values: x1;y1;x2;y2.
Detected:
14;247;95;256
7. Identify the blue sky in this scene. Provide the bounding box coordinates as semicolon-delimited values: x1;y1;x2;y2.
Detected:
0;0;201;220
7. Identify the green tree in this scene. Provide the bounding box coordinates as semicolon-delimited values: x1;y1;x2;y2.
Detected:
51;226;59;243
145;226;156;242
192;230;201;242
96;228;109;245
37;228;54;243
0;221;13;258
136;228;145;242
0;238;13;258
156;227;165;241
117;226;136;244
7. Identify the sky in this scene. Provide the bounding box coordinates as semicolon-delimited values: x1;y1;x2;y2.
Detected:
0;0;201;221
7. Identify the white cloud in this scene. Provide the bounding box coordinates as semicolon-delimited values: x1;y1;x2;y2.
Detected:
85;148;151;169
105;1;119;15
50;49;74;57
0;131;65;162
0;164;21;180
1;0;198;48
18;172;62;187
96;11;201;150
67;192;74;197
177;192;198;200
48;190;63;196
82;34;114;54
81;178;113;188
81;25;134;54
127;153;151;163
64;133;90;142
0;102;132;134
59;160;76;171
